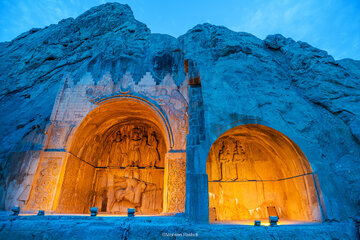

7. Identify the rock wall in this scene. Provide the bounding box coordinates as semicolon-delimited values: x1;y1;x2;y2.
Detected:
179;24;360;220
0;2;359;222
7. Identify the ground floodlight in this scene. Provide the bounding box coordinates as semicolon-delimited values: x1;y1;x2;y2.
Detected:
11;206;20;216
269;216;278;226
267;206;279;226
90;207;98;217
128;208;135;217
37;210;45;216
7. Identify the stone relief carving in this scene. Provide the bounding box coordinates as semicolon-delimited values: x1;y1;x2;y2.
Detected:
90;123;165;214
146;88;188;150
167;157;186;213
85;72;136;102
209;139;250;181
118;72;135;93
105;125;163;168
26;72;188;215
233;141;247;181
26;158;60;210
109;170;147;211
93;168;163;214
83;72;188;150
208;136;269;183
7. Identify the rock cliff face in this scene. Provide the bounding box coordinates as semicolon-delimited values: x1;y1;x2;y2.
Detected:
0;2;359;222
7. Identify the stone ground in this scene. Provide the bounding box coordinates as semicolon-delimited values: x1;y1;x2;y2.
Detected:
0;212;358;240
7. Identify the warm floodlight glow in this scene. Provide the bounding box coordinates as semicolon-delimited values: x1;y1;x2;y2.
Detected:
207;124;322;222
267;206;279;226
53;100;170;214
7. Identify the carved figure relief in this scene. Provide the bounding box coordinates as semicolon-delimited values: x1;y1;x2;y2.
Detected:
233;141;247;180
91;123;165;214
128;127;144;167
110;170;147;211
219;142;237;181
142;132;160;167
92;168;163;214
109;131;128;167
208;139;251;182
105;124;164;169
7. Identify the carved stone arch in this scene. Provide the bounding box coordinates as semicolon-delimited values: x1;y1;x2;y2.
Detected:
207;124;325;223
65;95;174;152
52;96;180;214
95;95;174;150
24;72;188;215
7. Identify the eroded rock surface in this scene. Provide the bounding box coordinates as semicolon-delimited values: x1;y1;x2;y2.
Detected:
179;24;360;220
0;2;359;225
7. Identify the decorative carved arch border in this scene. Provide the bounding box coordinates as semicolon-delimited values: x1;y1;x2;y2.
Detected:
93;94;174;150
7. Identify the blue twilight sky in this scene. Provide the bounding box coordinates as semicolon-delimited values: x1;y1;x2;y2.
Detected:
0;0;359;60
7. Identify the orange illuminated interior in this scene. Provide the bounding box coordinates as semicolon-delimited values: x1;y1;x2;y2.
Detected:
207;124;322;223
53;99;170;214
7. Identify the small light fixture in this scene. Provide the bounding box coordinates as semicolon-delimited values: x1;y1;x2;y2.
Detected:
267;206;279;226
11;206;20;216
254;220;261;226
269;216;278;226
37;210;45;216
128;208;135;217
90;207;98;217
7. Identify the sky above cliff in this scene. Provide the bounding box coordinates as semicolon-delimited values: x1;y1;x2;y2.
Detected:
0;0;359;60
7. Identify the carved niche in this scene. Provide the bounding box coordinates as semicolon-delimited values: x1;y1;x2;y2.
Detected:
92;123;165;214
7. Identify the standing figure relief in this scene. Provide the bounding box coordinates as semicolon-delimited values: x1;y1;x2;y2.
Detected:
218;140;247;181
232;141;247;180
142;131;160;167
109;131;128;167
128;127;144;167
107;125;163;168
